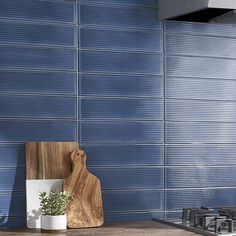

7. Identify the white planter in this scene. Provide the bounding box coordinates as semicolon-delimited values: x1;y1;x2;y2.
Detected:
41;215;67;231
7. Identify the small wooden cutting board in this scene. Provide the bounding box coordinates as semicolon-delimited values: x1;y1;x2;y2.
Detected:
63;150;104;228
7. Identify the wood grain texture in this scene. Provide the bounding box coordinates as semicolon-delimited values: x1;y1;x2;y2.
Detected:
63;150;104;228
26;142;79;180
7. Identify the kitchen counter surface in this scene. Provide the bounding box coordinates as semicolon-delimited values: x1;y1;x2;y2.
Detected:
0;221;201;235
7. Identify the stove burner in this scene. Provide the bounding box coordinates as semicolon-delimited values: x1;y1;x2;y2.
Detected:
181;206;236;235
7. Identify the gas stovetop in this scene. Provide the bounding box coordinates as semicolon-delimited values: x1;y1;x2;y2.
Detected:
154;207;236;236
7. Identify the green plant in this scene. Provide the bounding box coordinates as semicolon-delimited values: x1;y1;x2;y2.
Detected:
39;191;73;216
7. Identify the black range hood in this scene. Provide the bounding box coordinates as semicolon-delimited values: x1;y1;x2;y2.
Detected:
158;0;236;23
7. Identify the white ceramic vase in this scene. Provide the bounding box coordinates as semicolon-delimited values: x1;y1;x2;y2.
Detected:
41;215;67;231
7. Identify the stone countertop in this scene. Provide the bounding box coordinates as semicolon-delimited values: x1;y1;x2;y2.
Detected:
0;221;201;236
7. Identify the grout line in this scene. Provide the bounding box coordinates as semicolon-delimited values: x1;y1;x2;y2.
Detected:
162;20;167;218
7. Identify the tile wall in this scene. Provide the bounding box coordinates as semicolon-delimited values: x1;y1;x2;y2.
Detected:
1;0;236;228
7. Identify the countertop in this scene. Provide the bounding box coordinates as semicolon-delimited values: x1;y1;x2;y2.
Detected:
0;221;201;235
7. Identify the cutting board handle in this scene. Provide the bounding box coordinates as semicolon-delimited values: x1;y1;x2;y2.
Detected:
70;150;87;169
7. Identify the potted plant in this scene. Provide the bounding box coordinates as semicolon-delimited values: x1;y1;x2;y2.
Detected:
39;191;73;232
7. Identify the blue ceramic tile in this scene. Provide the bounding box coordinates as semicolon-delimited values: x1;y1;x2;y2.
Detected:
0;168;25;191
166;56;236;79
0;95;76;119
89;167;163;189
105;211;164;224
166;99;236;122
0;21;75;46
166;34;236;59
0;0;74;23
166;121;236;144
80;4;161;30
0;45;76;70
103;190;163;212
166;167;236;188
81;74;163;97
81;98;163;120
0;144;24;167
81;51;162;74
166;77;236;101
0;120;76;142
0;217;26;229
81;121;163;142
81;28;162;52
166;145;236;166
166;188;236;210
0;192;26;216
0;71;76;95
165;20;236;37
80;144;163;166
165;211;182;221
82;0;159;7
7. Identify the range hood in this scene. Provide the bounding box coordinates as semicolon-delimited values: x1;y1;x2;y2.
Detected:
158;0;236;23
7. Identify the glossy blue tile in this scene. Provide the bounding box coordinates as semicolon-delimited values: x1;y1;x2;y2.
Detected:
0;168;25;191
90;167;163;189
103;190;163;212
165;211;182;221
166;145;236;166
0;71;76;95
0;192;26;216
0;0;74;23
166;121;236;144
165;21;236;37
105;211;164;224
0;144;24;167
166;167;236;188
166;188;236;210
0;95;76;119
81;98;163;120
80;144;163;166
166;77;236;101
81;51;162;74
80;4;161;30
0;217;26;229
81;121;163;142
82;0;159;7
0;45;76;70
166;56;236;79
81;74;163;97
166;34;236;59
0;21;75;46
81;28;162;52
0;120;76;142
166;99;236;122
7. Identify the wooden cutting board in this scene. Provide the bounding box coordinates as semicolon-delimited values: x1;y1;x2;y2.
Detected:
26;142;79;180
63;149;104;228
25;141;79;229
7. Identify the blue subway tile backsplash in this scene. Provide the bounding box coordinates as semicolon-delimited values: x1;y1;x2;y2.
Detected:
81;144;163;166
81;121;163;143
0;95;76;119
81;28;162;52
0;45;76;70
81;98;163;120
0;0;75;23
0;192;26;216
0;21;75;46
0;70;76;95
81;51;162;74
80;4;161;30
81;74;163;97
0;144;25;167
1;0;236;228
